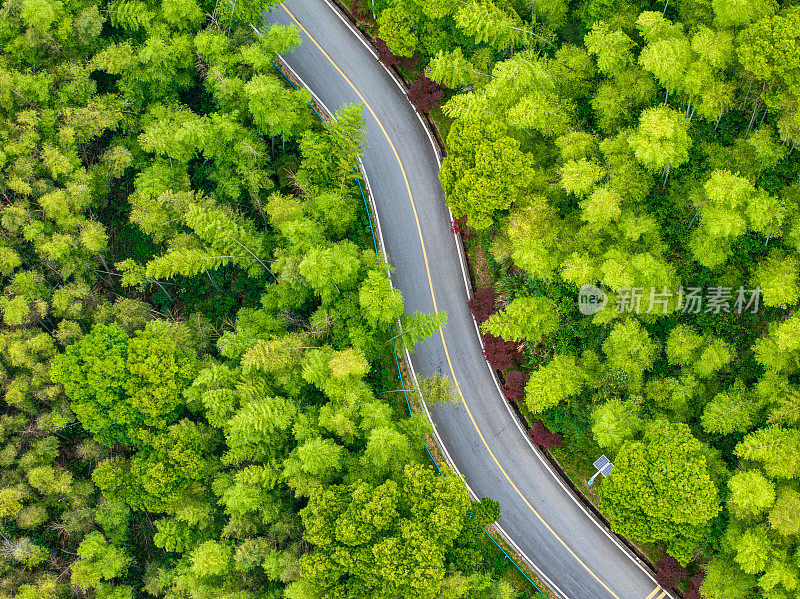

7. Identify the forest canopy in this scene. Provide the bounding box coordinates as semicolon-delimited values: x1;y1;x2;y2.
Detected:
367;0;800;596
0;2;522;599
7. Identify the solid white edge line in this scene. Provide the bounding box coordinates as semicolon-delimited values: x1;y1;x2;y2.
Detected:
274;9;671;598
447;206;473;295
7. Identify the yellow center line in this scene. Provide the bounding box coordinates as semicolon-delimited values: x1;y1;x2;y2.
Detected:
644;587;662;599
280;4;621;598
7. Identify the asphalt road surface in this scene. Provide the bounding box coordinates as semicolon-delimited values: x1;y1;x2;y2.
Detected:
265;3;671;598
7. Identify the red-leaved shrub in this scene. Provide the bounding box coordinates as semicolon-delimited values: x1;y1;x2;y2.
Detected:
685;572;704;599
528;419;563;449
349;0;370;21
374;39;419;72
397;53;420;72
503;371;529;402
407;75;445;113
375;38;398;68
450;214;467;234
450;215;473;240
654;553;685;590
482;333;520;371
468;287;497;323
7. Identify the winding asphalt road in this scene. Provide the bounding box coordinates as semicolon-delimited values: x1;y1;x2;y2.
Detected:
265;3;671;599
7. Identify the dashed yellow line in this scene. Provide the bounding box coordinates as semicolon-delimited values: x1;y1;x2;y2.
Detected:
279;4;621;598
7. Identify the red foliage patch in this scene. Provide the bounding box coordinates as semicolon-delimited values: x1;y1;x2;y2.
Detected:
407;75;445;114
503;371;529;403
375;38;399;68
684;572;704;599
450;215;473;241
468;287;497;324
482;333;520;371
528;419;564;450
349;0;371;21
654;553;686;591
374;39;420;72
450;214;467;234
397;53;421;73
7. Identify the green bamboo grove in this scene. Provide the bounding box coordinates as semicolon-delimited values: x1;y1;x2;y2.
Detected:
0;2;522;598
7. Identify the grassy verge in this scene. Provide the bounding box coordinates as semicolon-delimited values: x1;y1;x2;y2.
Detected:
485;527;560;599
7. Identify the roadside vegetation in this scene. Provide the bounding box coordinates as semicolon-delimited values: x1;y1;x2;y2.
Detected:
360;0;800;597
0;2;534;598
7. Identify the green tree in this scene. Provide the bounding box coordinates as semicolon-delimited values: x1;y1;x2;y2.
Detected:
732;524;773;574
602;320;658;388
359;268;404;326
454;0;525;51
285;437;345;483
738;8;800;144
769;487;800;536
591;70;659;133
753;250;800;309
713;0;776;29
760;556;800;594
525;354;585;414
419;373;460;406
427;48;480;88
701;385;759;435
93;419;218;513
735;426;800;479
592;398;643;451
70;532;132;591
214;0;281;31
49;324;130;445
638;36;693;97
378;3;420;57
481;296;558;343
665;324;704;366
244;74;313;139
584;21;635;76
700;557;757;599
440;119;536;229
395;311;448;353
124;322;196;428
305;189;360;238
298;242;364;305
560;159;606;197
51;323;196;446
581;186;623;227
754;313;800;374
690;170;775;267
190;540;233;579
363;426;415;480
727;470;776;518
295;464;471;599
505;196;570;280
223;395;297;465
627;106;691;178
598;421;721;564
